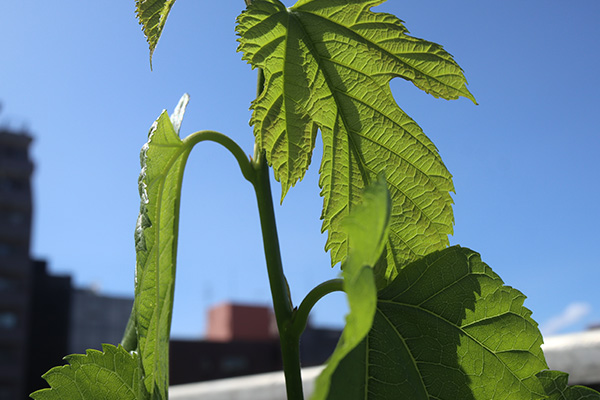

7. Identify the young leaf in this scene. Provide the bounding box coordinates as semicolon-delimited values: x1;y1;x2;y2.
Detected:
30;344;145;400
312;174;390;400
135;0;177;65
537;371;600;399
135;98;192;399
326;246;548;400
236;0;476;284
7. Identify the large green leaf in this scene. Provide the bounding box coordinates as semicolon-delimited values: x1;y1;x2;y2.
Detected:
326;246;548;399
312;174;390;400
537;371;600;399
134;96;191;399
135;0;177;65
236;0;475;284
30;344;145;400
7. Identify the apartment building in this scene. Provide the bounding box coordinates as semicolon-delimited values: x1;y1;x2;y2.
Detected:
0;129;34;399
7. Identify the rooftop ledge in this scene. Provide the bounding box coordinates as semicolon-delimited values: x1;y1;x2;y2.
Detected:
170;330;600;400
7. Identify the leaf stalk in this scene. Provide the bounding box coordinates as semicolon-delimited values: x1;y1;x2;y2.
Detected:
182;130;255;183
292;278;344;337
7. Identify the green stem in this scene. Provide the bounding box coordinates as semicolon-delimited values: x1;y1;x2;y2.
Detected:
245;19;304;397
251;151;304;400
183;130;255;183
291;279;344;337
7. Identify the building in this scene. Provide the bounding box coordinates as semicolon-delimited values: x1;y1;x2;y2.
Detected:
0;128;134;398
0;128;34;399
24;260;71;397
170;302;341;385
68;288;133;355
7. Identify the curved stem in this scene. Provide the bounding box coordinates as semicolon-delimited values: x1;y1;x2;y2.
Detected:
291;279;344;337
183;130;255;183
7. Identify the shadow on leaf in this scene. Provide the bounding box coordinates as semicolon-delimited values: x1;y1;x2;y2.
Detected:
327;246;547;400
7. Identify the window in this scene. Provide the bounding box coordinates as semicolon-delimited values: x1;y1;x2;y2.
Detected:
0;210;26;226
0;177;26;193
0;244;10;257
0;385;16;400
0;347;16;364
220;356;249;373
0;312;17;330
0;277;19;294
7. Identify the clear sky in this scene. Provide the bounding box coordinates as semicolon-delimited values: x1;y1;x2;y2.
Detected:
2;1;599;339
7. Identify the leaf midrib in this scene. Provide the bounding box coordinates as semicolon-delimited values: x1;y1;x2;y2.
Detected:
287;10;372;188
285;9;452;246
377;307;429;399
377;299;535;390
140;128;188;394
292;7;464;99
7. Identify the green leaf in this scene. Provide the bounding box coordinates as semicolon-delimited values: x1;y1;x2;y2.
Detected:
312;174;390;400
30;344;145;400
135;0;177;66
236;0;475;284
326;246;548;399
135;97;192;399
537;371;600;399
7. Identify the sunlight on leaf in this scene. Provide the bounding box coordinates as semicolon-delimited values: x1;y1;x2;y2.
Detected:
135;96;192;399
326;246;547;399
30;344;145;400
136;0;177;66
236;0;476;284
312;174;390;400
537;371;600;399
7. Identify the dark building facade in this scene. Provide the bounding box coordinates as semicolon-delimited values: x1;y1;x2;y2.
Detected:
170;303;341;386
0;129;34;399
0;129;134;398
24;261;72;396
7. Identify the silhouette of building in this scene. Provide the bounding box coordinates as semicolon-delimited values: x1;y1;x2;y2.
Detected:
23;271;133;396
0;128;134;398
24;260;71;397
0;128;34;399
169;302;341;385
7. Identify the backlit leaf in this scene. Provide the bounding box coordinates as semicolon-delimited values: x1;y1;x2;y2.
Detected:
135;96;192;399
312;174;390;400
537;371;600;399
327;246;548;399
136;0;177;66
30;344;145;400
237;0;475;284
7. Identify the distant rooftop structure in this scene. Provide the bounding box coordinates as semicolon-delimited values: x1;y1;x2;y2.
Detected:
206;302;277;342
170;302;342;386
543;329;600;390
68;288;133;355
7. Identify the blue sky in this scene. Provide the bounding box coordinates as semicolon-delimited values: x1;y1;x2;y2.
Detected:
2;1;599;339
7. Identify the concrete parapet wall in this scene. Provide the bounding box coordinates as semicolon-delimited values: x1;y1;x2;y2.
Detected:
170;366;323;400
170;330;600;399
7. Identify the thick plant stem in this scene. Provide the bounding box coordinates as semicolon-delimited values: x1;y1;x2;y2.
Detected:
251;152;304;400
